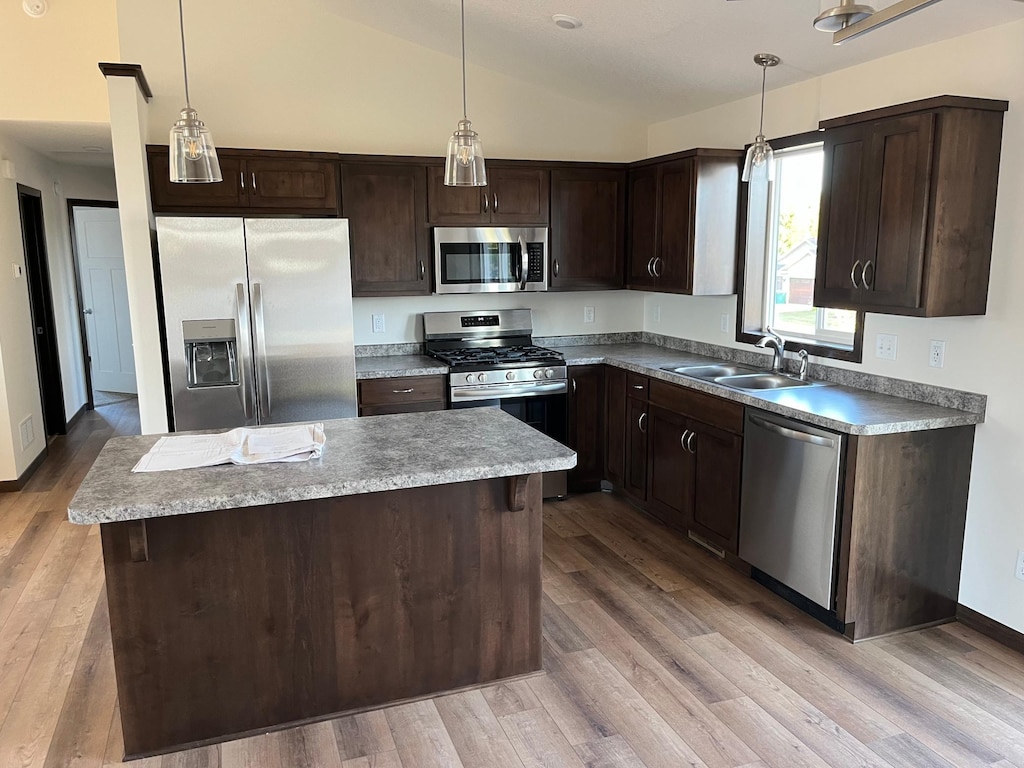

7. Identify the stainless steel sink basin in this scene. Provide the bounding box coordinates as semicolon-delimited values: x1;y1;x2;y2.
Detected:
714;372;819;391
661;362;760;380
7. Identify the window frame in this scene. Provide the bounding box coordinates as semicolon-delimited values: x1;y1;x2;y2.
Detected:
735;130;864;364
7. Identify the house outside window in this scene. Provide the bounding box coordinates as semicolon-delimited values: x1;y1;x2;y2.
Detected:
738;133;864;362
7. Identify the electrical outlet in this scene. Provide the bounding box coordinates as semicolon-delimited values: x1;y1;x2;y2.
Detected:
19;416;34;450
721;314;730;333
583;306;595;324
12;263;23;278
929;339;945;368
652;305;661;323
1016;550;1024;582
371;313;385;334
874;333;898;361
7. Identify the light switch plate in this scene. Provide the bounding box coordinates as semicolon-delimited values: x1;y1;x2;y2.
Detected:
1016;550;1024;582
875;333;898;361
371;313;385;334
721;314;730;333
652;305;661;323
12;263;23;278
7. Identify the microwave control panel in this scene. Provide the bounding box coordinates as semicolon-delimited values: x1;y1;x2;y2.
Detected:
526;242;545;282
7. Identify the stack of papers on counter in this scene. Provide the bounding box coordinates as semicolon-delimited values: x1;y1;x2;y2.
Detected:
132;423;326;473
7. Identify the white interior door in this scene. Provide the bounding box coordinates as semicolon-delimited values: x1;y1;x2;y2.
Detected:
74;206;137;394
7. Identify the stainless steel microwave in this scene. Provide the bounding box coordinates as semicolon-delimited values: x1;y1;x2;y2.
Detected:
433;227;548;294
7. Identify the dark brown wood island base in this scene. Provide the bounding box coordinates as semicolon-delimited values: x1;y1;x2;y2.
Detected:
101;475;542;759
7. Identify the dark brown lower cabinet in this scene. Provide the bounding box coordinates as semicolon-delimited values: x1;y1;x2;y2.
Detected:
646;405;693;530
357;376;446;416
624;395;649;502
568;366;606;492
689;420;742;553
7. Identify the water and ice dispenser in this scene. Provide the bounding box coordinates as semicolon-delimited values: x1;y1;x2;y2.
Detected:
182;319;240;388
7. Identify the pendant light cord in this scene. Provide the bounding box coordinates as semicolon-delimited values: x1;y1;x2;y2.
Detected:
758;62;766;136
460;0;468;120
178;0;191;108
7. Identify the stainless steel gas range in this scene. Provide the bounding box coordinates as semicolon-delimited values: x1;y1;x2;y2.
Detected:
423;309;569;498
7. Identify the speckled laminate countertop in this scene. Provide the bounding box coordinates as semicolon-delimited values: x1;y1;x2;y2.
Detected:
67;409;577;525
354;343;983;436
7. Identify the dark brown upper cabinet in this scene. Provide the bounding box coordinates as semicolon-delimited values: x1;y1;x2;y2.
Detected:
341;162;431;297
814;96;1007;317
148;146;339;216
427;165;549;226
626;149;742;296
550;168;626;290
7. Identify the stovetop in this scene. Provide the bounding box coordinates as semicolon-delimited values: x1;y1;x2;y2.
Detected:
428;345;565;371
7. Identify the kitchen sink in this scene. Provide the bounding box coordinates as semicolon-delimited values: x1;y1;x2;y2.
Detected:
714;372;820;391
661;362;760;380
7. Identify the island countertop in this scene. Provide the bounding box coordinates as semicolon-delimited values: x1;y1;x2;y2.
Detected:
68;409;577;525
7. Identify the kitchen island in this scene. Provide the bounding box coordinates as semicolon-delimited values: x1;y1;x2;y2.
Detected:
68;409;576;759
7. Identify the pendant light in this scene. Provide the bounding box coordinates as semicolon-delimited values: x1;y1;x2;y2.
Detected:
741;53;780;184
444;0;486;187
169;0;222;183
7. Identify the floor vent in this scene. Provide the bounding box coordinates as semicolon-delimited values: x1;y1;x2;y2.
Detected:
688;530;725;559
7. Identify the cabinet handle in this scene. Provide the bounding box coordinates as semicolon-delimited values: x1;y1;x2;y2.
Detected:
493;193;498;213
652;257;662;278
686;431;697;453
632;384;645;391
862;260;874;289
680;429;690;451
850;260;862;288
419;260;425;280
251;172;257;190
392;388;415;394
647;257;655;277
572;378;577;394
638;412;647;433
483;192;489;213
240;171;245;190
553;259;559;278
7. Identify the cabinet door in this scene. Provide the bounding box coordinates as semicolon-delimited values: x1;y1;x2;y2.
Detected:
568;366;606;492
245;158;339;213
624;396;648;502
550;169;626;290
604;366;626;486
426;165;488;224
149;150;248;212
627;166;659;289
646;405;695;531
690;420;742;553
815;123;870;308
857;113;935;311
342;163;430;296
657;158;696;294
488;167;550;225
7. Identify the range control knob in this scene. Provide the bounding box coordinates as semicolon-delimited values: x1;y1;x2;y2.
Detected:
544;369;554;379
506;371;516;381
464;374;474;383
477;373;487;383
533;369;544;379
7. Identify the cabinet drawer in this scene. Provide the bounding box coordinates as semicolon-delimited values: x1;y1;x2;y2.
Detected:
357;375;446;407
359;401;445;417
626;373;649;398
649;379;743;434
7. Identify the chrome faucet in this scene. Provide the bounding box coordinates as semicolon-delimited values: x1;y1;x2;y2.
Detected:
798;349;809;381
755;327;786;373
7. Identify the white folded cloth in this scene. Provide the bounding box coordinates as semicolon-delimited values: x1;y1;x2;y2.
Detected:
132;423;326;473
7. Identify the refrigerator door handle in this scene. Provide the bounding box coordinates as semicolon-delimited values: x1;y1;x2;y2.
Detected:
234;283;255;420
251;282;272;422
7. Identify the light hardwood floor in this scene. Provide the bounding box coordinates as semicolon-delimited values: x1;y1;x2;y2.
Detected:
2;399;1024;767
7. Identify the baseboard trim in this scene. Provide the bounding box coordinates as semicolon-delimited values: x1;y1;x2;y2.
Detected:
0;447;48;493
957;604;1024;656
65;403;87;432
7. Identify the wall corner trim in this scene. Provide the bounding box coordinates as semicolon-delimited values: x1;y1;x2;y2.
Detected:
0;447;48;493
956;604;1024;657
98;63;153;102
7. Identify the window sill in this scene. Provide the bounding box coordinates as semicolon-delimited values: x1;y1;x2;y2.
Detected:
737;330;863;364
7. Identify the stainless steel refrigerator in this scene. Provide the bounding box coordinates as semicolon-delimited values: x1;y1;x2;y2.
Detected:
156;217;357;432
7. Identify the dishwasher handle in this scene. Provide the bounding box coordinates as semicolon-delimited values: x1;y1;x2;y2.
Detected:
749;414;836;448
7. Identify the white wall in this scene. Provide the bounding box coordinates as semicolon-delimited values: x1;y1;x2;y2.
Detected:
645;19;1024;633
0;132;118;481
352;292;642;346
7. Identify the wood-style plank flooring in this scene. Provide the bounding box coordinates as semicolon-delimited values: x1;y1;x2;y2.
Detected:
2;399;1024;767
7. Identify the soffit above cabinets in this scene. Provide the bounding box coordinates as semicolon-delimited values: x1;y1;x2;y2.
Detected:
315;0;1024;121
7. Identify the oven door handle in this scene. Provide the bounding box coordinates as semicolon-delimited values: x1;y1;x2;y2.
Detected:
451;381;568;400
518;235;529;290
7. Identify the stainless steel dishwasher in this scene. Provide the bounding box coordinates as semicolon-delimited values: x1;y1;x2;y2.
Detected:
739;409;844;611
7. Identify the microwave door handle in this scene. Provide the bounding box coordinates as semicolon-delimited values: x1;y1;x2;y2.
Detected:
518;235;528;290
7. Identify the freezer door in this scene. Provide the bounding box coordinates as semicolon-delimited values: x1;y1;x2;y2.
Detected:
156;218;257;431
243;219;357;424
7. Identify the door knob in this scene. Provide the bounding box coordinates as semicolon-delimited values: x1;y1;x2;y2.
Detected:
82;308;93;315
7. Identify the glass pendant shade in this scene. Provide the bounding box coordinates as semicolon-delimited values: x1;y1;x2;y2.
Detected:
444;118;487;187
741;135;775;183
170;107;222;183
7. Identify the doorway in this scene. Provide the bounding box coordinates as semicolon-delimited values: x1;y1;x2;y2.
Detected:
18;185;67;437
67;200;136;411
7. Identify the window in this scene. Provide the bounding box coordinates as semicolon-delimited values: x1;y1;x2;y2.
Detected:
738;133;864;362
